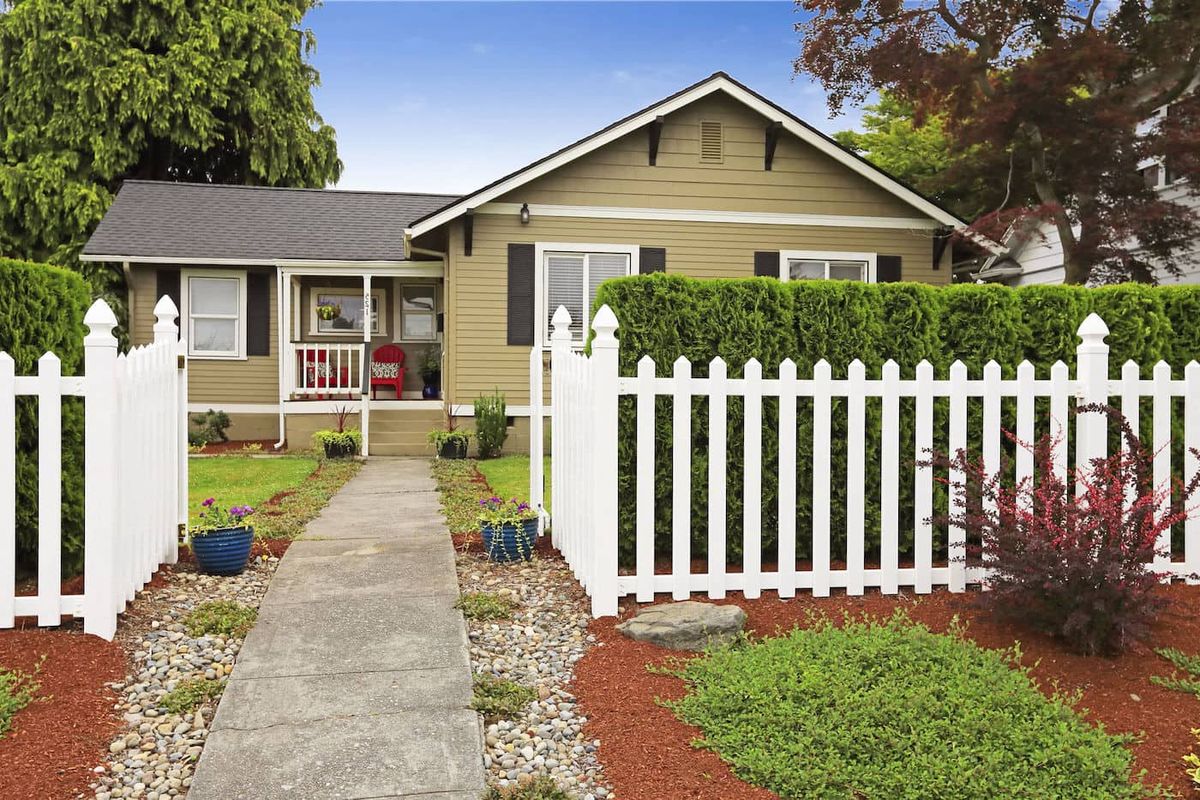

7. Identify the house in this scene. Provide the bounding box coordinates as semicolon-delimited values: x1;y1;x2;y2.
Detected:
80;72;989;456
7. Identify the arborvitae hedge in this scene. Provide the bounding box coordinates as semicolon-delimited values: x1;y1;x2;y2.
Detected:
0;259;90;575
591;274;1200;567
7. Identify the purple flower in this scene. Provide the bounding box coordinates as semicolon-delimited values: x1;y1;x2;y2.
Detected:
202;497;215;507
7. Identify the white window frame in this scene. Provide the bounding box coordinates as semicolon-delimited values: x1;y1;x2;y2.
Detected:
778;250;877;283
398;283;439;342
308;287;385;337
181;268;247;360
535;242;640;348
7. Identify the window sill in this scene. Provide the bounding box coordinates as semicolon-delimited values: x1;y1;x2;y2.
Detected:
188;354;248;361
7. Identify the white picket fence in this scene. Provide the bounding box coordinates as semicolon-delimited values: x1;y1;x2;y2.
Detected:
549;306;1200;617
0;296;187;639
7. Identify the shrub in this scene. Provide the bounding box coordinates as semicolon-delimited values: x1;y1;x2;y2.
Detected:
664;612;1153;798
931;406;1197;655
0;661;39;738
0;258;89;575
183;600;258;639
455;591;518;621
481;777;571;800
1186;731;1200;790
471;675;536;722
474;390;508;458
190;409;231;445
160;676;224;714
312;428;362;456
1150;647;1200;696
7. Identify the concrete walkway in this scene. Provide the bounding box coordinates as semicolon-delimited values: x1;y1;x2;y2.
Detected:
190;458;484;800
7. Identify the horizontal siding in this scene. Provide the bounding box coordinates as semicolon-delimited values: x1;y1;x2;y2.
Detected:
447;213;949;405
496;93;926;218
130;263;279;406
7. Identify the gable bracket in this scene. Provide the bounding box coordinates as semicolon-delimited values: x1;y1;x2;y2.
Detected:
648;115;664;166
764;121;783;171
463;209;474;257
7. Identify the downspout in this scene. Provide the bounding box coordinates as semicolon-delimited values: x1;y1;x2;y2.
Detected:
122;261;134;339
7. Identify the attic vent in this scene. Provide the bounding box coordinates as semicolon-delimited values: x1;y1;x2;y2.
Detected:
699;120;723;163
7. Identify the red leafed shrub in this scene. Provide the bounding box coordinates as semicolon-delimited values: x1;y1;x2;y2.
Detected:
930;404;1200;656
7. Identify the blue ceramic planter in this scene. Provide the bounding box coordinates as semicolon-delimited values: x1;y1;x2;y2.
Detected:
192;526;254;576
481;519;537;563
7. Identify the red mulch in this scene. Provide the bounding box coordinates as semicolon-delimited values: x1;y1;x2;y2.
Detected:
192;439;281;455
0;626;126;800
574;584;1200;800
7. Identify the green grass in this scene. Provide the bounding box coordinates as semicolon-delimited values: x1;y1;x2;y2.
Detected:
482;777;572;800
475;455;550;511
471;674;537;722
183;600;258;639
0;662;39;738
662;612;1155;799
455;591;518;621
160;677;224;714
431;459;491;534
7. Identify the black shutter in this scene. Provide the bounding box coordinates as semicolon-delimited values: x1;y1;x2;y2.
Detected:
754;251;778;278
877;255;903;283
156;268;180;312
640;247;666;274
246;270;271;357
507;243;535;346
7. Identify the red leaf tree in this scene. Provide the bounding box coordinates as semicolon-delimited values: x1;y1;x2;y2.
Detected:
796;0;1200;284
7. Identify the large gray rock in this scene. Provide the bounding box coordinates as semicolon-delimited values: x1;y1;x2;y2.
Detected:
616;601;747;651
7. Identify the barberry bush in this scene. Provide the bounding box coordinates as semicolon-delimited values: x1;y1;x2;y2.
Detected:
931;404;1199;656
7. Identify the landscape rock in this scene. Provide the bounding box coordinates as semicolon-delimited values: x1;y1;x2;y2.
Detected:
616;600;746;650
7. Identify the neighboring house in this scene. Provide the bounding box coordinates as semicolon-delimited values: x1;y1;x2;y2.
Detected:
80;72;991;456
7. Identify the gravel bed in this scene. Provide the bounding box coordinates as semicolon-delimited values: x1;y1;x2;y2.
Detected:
88;554;280;800
457;545;612;799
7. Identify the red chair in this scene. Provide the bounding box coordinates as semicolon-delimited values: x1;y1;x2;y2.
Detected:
370;344;406;399
298;348;352;400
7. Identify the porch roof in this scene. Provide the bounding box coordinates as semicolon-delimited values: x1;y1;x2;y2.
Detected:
81;180;460;263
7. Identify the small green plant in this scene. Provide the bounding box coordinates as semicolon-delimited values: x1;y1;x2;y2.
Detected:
313;405;361;458
470;675;536;722
190;409;231;445
187;442;207;454
481;777;571;800
419;350;442;384
160;677;224;714
455;591;518;621
240;442;264;453
0;661;40;738
1185;730;1200;789
192;497;255;535
1151;647;1200;696
427;428;472;448
474;390;508;459
183;600;258;639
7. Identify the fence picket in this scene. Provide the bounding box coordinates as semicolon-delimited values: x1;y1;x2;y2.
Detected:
811;360;832;597
1015;361;1035;513
1121;360;1141;514
880;360;900;594
845;359;866;596
1050;361;1070;484
947;360;967;593
671;356;692;601
1153;361;1172;570
0;355;13;628
914;359;934;594
777;359;797;598
708;357;728;600
635;356;656;603
743;358;763;599
37;353;62;626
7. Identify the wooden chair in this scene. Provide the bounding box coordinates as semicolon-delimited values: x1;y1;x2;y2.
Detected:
370;344;406;399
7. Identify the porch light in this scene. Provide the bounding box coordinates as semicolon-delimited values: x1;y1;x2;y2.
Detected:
519;202;530;224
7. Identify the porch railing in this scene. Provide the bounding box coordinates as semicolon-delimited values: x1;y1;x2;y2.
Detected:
289;342;365;398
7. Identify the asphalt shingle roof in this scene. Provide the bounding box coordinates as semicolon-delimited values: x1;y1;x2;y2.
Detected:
82;181;461;262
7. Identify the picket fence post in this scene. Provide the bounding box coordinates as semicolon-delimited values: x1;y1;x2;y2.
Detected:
154;297;180;565
529;345;545;535
176;338;188;548
0;353;13;629
82;300;120;640
550;307;573;550
1075;313;1110;496
589;305;619;617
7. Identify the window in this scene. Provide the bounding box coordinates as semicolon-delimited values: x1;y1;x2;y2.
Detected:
779;251;876;283
400;284;437;341
542;249;633;344
310;289;384;336
183;271;245;359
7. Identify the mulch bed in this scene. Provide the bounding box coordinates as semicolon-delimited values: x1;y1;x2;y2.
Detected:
0;626;126;800
190;438;281;455
573;584;1200;800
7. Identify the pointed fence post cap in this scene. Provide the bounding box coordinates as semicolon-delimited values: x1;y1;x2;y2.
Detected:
153;295;179;323
551;305;572;331
1077;312;1109;342
83;299;118;345
591;304;619;346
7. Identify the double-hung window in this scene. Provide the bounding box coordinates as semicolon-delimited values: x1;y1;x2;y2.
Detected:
310;289;384;336
542;248;633;345
400;284;437;341
779;251;876;283
183;270;246;359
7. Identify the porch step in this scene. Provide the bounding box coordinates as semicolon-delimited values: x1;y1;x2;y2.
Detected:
368;441;432;456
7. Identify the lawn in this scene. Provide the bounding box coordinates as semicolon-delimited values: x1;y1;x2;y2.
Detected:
475;455;550;510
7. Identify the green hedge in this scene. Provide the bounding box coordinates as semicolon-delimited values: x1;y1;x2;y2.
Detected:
0;259;90;575
591;274;1200;567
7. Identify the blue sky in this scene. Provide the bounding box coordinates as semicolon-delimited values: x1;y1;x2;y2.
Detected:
307;1;859;193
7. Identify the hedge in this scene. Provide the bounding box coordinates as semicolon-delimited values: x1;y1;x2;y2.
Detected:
591;274;1200;567
0;259;90;575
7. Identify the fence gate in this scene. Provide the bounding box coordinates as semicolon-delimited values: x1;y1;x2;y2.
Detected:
548;305;1200;617
0;296;188;639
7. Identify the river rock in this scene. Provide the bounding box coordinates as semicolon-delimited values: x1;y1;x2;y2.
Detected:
616;601;746;650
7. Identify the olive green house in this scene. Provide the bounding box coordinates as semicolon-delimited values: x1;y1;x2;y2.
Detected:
80;72;993;456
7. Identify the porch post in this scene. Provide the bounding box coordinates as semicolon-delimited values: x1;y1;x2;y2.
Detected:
361;273;372;458
274;268;288;450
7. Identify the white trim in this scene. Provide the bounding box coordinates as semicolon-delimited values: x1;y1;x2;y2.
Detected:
477;202;942;230
451;404;539;417
79;254;430;269
778;250;877;283
180;269;247;360
408;74;967;238
282;399;442;414
534;242;639;348
308;286;386;337
188;403;280;415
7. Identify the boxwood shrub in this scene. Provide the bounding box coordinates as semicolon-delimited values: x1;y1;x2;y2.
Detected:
591;274;1200;568
0;258;90;575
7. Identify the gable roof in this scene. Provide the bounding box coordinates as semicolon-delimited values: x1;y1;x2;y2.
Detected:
408;71;973;239
81;181;460;263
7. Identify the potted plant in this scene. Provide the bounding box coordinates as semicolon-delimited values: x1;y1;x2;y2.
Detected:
428;407;470;458
316;302;340;321
419;350;442;400
312;405;361;459
191;498;255;576
478;496;538;563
